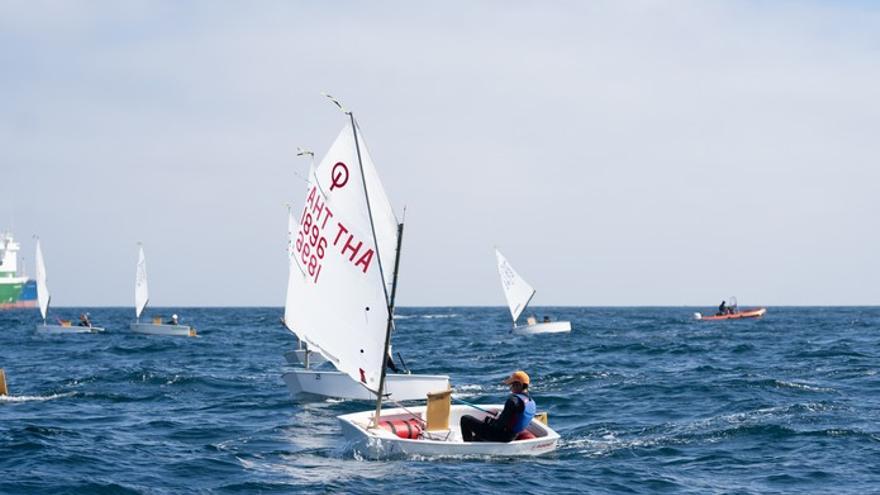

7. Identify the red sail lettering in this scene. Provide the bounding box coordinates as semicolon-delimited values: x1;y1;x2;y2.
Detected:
312;197;324;221
354;248;374;273
305;186;317;210
341;235;363;262
321;207;334;229
333;223;349;246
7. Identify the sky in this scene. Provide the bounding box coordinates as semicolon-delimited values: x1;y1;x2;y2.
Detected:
1;1;878;307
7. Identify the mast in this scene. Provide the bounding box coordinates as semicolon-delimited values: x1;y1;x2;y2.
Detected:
347;111;396;428
388;221;404;311
384;221;405;351
517;290;536;329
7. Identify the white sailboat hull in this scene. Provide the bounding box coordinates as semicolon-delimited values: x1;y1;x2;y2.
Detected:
283;349;328;367
35;324;104;334
130;323;195;337
282;370;449;401
513;321;571;335
339;404;559;459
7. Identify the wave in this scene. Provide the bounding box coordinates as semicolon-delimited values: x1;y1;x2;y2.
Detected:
771;379;835;393
561;402;840;457
452;384;485;397
394;314;460;320
0;391;76;403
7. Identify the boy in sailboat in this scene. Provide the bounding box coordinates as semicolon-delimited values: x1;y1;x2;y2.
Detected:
460;370;537;442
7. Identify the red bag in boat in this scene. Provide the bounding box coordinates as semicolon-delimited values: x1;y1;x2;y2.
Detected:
379;418;423;439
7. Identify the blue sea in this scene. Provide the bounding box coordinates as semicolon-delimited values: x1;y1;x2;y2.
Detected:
2;307;879;494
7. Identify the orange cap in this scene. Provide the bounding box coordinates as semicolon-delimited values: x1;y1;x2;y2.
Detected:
503;370;530;385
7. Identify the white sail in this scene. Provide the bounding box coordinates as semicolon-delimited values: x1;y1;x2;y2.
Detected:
135;245;149;319
495;249;536;323
284;207;297;329
35;239;50;321
287;206;297;267
356;126;400;295
284;121;395;391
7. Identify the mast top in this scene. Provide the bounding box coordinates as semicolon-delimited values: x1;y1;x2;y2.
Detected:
322;92;349;115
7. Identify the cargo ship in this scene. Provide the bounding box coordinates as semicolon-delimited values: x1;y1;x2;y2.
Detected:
0;232;37;310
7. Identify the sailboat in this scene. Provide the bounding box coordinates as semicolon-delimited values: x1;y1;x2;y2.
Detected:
129;244;195;337
495;249;571;335
33;239;104;334
290;97;557;457
281;114;449;401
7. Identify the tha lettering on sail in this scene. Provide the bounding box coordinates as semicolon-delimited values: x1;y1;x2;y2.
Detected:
296;185;376;283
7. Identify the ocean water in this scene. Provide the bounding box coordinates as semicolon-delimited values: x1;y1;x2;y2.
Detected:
1;306;879;494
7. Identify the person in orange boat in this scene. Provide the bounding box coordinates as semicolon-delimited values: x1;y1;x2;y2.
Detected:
460;370;536;442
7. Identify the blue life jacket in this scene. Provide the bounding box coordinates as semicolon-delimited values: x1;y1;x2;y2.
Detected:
511;393;536;433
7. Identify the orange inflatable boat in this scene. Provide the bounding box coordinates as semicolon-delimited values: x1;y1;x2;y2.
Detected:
694;308;767;321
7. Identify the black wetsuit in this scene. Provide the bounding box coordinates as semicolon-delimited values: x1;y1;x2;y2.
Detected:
717;301;726;316
460;393;529;442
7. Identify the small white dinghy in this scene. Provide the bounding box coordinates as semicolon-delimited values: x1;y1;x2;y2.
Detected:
281;119;447;401
339;390;560;459
283;370;449;401
37;321;104;334
495;249;571;335
128;244;195;337
131;320;195;337
33;239;104;334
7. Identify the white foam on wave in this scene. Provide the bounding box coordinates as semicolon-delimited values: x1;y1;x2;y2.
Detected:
0;391;76;403
563;400;836;458
395;314;460;319
237;452;393;483
773;379;834;393
452;384;484;397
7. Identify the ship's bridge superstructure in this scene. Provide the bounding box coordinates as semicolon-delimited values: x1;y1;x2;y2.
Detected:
1;232;23;277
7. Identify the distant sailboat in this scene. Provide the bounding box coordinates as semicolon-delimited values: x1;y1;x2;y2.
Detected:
129;244;195;337
281;112;449;401
495;249;571;335
34;239;104;334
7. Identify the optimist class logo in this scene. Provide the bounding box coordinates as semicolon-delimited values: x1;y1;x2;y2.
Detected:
330;162;349;191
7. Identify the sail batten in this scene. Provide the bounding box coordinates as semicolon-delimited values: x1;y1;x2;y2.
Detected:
135;246;149;319
495;249;536;324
